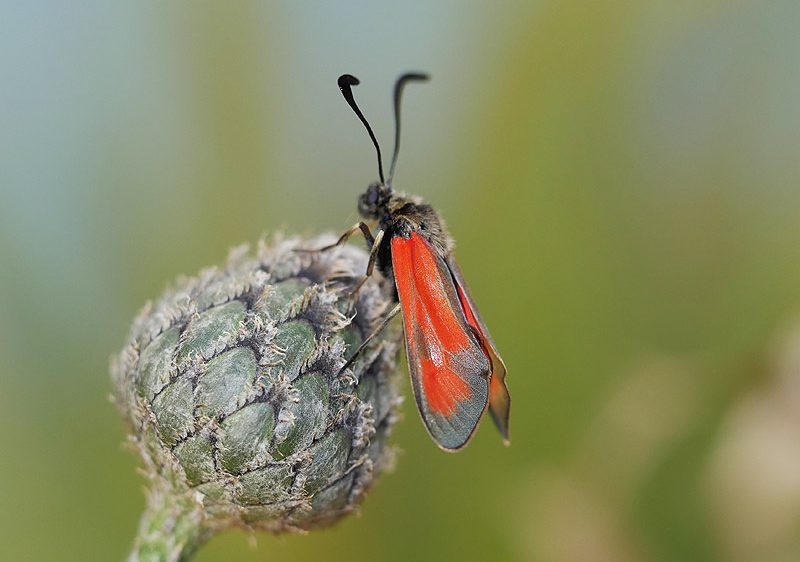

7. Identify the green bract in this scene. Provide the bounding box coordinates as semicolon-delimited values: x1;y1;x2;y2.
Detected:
112;235;402;561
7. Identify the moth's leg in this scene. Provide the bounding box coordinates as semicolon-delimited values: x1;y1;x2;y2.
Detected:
339;302;402;374
347;229;385;309
296;222;375;253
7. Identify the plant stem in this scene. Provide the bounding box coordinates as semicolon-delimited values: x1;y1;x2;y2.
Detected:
126;484;212;562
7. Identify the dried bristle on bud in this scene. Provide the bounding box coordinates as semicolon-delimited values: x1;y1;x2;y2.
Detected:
111;234;403;551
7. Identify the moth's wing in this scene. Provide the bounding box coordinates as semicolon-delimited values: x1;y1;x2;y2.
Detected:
447;255;511;444
391;232;490;451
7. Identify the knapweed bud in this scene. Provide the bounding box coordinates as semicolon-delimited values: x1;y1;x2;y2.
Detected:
112;235;402;561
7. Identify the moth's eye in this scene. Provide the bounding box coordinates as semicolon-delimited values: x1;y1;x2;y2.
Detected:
367;189;378;205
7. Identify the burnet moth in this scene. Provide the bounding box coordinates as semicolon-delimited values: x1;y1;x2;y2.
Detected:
317;73;510;451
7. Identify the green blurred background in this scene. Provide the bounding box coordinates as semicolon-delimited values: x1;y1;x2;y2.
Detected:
2;2;800;561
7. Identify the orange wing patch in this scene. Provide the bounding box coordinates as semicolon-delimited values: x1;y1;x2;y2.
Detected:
392;232;489;450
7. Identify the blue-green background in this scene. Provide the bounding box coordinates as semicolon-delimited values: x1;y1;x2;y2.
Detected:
2;2;800;561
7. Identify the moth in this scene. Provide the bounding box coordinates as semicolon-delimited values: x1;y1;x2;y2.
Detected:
319;73;510;451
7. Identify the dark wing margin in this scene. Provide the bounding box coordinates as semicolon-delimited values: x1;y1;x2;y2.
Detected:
391;233;490;451
448;255;511;444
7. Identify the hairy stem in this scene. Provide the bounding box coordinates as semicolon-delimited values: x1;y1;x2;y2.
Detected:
127;483;212;562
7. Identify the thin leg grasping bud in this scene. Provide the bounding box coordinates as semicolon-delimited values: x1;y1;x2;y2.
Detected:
296;222;375;253
347;229;385;311
339;302;402;374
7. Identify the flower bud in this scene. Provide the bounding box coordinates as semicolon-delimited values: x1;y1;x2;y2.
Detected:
112;235;402;560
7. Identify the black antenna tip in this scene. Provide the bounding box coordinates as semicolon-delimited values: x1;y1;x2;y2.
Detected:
338;74;360;89
403;72;430;82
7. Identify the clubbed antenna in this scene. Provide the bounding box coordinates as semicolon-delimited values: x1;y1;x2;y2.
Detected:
338;74;385;184
388;72;429;184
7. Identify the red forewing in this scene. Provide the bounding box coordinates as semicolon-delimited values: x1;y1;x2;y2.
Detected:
448;256;511;444
391;232;490;450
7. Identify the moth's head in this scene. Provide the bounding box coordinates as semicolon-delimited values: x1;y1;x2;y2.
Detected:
358;182;392;220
